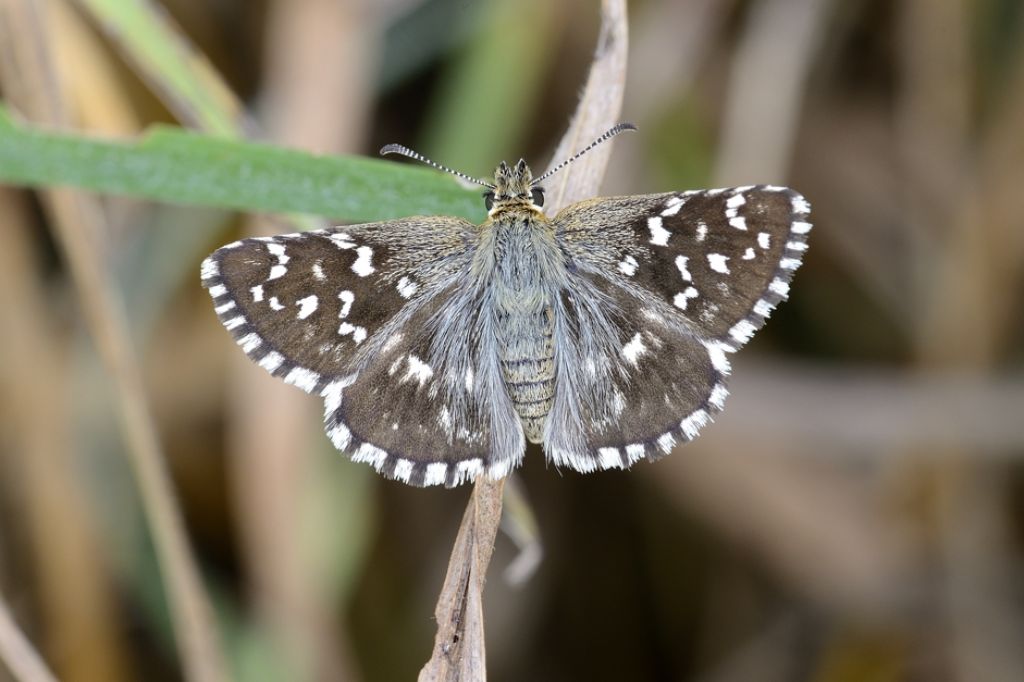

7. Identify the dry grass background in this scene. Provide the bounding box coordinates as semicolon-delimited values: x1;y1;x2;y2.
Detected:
0;0;1023;680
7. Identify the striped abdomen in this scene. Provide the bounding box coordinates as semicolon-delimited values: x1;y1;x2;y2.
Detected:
499;307;556;442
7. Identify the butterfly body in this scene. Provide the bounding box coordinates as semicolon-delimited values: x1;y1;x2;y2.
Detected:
202;134;811;487
482;159;561;442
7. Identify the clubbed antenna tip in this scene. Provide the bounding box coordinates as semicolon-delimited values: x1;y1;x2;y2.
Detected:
531;122;637;186
380;143;495;189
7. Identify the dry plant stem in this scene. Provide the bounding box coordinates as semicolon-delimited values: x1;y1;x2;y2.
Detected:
0;596;58;682
543;0;628;211
0;190;129;681
420;0;628;678
0;1;228;680
419;478;507;682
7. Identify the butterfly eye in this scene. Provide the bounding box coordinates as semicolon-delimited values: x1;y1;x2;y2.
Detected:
531;188;545;207
483;191;495;211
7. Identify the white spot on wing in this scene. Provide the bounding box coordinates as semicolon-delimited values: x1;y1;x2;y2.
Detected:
250;285;264;302
269;297;285;311
707;253;730;273
673;287;699;310
598;448;623;469
709;383;729;409
296;295;318;319
696;222;708;241
792;221;812;234
404;355;433;386
215;301;236;314
769;278;790;297
224;316;245;330
424;463;447;486
791;195;811;214
726;193;746;210
201;257;218;279
457;459;483;483
329;233;355;249
208;284;227;298
353;443;387;470
394;459;414;483
338;290;354;318
729;320;757;345
703;341;732;375
239;333;262;353
266;242;288;261
661;196;685;217
675;255;692;281
625;444;645;463
338;322;367;344
754;299;773;317
648;216;670;246
351;246;375;277
780;258;801;270
618;255;638;276
621;333;647;366
758;232;771;249
321;381;344;414
284;367;319;392
488;459;514;479
681;409;709;439
267;265;287;280
656;432;676;454
312;262;326;280
328;423;351;450
743;247;756;260
439;406;452;431
259;351;284;373
397;276;418;298
729;216;748;231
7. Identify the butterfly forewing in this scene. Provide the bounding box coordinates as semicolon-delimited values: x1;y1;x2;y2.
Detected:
549;185;810;473
201;217;473;391
555;186;811;350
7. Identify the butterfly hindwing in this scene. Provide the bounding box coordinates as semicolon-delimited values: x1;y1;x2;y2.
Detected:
554;186;811;350
322;279;525;487
543;270;730;473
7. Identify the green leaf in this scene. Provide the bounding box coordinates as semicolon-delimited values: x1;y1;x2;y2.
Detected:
0;108;484;223
73;0;243;135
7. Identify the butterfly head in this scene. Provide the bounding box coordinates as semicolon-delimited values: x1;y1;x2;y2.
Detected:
484;159;544;214
379;122;635;217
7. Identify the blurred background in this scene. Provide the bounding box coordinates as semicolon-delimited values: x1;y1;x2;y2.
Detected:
1;0;1023;680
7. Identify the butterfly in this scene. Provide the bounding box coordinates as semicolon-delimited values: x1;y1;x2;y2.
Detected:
201;124;811;487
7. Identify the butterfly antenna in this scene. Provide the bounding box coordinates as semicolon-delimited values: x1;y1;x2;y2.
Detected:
531;122;637;186
380;144;495;189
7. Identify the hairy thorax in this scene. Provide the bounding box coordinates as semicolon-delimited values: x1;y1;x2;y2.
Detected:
485;208;560;443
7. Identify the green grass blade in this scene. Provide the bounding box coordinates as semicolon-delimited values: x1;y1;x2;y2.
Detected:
73;0;243;136
0;110;484;223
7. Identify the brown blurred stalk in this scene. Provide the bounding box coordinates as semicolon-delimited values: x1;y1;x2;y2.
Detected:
0;1;228;680
0;189;129;682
